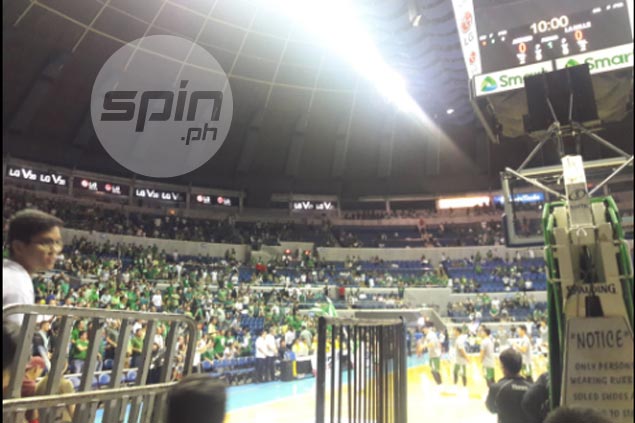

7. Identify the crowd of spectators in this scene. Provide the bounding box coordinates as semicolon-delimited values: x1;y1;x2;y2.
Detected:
425;220;504;247
443;250;546;294
30;273;322;373
335;221;504;248
35;237;448;290
2;189;506;249
19;238;418;390
342;203;503;221
3;190;337;247
446;292;546;324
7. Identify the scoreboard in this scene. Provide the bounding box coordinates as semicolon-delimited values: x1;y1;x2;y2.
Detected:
453;0;635;97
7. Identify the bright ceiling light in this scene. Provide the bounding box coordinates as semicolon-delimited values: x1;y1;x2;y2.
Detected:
446;108;455;115
267;0;429;124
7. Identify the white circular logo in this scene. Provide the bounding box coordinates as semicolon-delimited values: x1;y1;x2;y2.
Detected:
91;35;233;178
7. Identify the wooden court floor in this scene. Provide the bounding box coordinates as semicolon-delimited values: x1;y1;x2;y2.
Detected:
225;362;511;423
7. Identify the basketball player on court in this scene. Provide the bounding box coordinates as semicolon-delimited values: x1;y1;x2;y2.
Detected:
514;325;533;381
423;323;443;386
478;326;495;388
452;326;469;388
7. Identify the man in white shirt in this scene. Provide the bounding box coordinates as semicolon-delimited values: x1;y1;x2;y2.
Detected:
265;328;278;382
154;325;165;350
284;327;296;349
479;326;496;387
99;268;110;283
423;324;443;386
255;330;268;383
417;314;426;330
100;291;112;308
192;336;207;373
3;209;63;326
175;263;183;281
515;325;534;381
151;290;163;312
453;326;469;388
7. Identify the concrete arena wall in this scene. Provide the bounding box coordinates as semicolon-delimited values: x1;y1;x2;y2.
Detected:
316;245;543;264
62;228;250;261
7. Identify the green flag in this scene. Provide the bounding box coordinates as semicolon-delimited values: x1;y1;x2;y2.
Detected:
310;297;338;318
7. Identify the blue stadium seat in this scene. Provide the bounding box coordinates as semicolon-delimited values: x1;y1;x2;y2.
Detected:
202;361;213;372
125;370;137;384
98;373;111;387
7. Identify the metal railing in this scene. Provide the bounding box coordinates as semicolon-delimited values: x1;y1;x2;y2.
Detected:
3;305;197;423
315;317;408;423
2;382;176;423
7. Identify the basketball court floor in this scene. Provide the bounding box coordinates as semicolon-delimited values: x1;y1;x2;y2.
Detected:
225;355;507;423
92;354;545;422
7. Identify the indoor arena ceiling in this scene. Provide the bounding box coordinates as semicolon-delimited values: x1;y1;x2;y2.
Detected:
2;0;633;198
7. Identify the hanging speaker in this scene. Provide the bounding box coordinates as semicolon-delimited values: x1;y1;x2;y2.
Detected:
523;64;598;133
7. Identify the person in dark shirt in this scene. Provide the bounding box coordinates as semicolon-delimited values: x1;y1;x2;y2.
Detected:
167;374;226;423
522;371;550;423
486;348;532;423
544;406;612;423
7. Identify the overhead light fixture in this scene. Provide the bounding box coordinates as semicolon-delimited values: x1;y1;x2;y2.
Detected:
267;0;430;125
407;0;422;27
446;109;455;115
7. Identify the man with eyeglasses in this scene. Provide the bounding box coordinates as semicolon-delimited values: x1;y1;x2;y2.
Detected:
3;209;64;325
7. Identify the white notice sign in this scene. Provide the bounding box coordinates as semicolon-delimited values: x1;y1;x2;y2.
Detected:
563;317;634;423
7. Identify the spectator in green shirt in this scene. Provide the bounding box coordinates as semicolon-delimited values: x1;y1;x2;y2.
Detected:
213;330;226;359
128;289;138;305
71;320;86;349
130;327;144;369
111;295;120;308
217;288;228;303
60;278;70;298
71;331;89;373
88;288;99;305
201;346;215;367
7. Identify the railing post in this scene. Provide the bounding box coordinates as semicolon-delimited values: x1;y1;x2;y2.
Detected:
73;317;104;423
102;319;131;423
129;320;157;422
42;314;73;422
316;317;327;423
6;313;37;399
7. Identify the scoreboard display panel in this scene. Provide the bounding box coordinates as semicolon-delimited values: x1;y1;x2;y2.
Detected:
453;0;635;97
476;0;633;74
